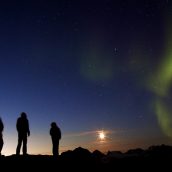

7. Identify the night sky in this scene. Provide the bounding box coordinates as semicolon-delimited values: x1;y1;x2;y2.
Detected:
0;0;172;155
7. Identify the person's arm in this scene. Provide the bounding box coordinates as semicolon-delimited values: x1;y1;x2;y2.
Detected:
58;127;61;139
28;129;30;136
27;120;30;136
0;119;3;132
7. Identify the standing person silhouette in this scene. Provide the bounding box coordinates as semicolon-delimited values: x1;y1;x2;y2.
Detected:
50;122;61;157
16;112;30;155
0;117;4;156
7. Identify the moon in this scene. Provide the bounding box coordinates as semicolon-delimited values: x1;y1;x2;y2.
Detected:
99;131;105;140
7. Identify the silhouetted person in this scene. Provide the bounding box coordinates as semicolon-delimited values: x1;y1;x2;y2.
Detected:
0;117;4;156
50;122;61;157
16;112;30;155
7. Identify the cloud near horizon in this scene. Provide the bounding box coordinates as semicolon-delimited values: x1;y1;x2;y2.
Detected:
63;129;125;138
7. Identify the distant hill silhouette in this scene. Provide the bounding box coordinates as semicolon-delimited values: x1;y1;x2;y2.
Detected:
0;144;172;170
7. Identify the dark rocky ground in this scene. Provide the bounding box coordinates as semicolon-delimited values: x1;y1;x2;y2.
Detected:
0;144;172;171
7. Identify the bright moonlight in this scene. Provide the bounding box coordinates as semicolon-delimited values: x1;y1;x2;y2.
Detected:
99;131;105;140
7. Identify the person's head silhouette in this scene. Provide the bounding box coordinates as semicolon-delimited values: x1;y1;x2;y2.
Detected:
51;122;57;128
21;112;27;119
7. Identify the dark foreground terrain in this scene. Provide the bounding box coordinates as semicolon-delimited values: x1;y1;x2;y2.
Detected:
0;144;172;171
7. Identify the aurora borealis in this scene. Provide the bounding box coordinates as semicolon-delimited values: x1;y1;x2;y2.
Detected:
149;7;172;138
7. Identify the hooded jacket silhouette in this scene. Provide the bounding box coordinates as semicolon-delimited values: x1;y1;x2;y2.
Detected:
16;112;30;155
50;122;61;156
